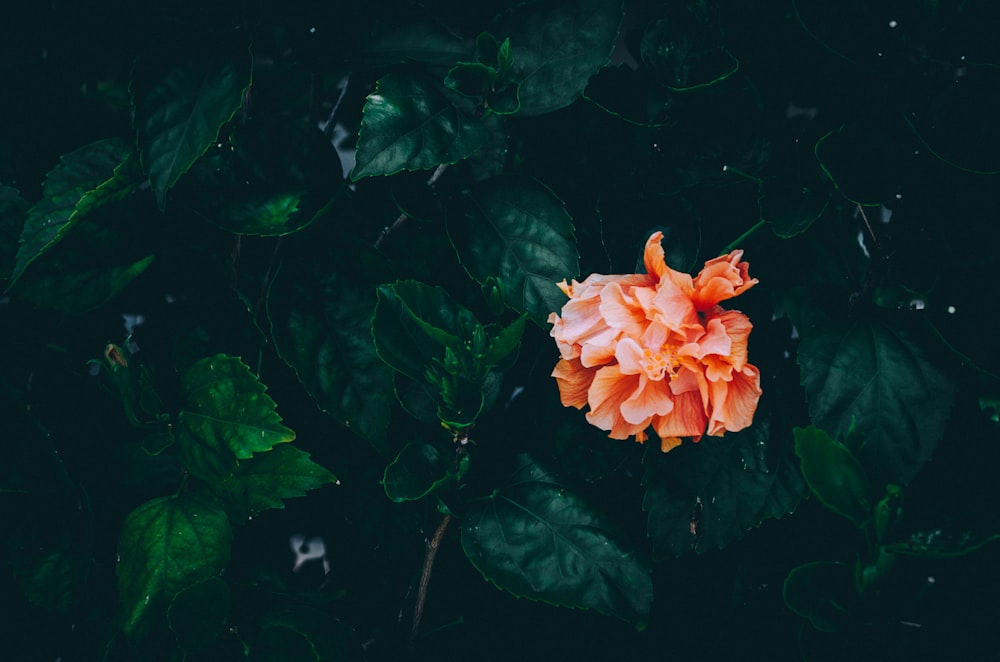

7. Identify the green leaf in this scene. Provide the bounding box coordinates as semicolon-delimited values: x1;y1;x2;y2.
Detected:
254;606;359;661
134;58;251;210
167;577;231;654
267;237;395;453
797;317;956;485
887;528;1000;559
176;355;295;482
758;176;830;239
0;186;28;286
642;416;807;559
8;531;73;612
118;493;232;639
793;426;872;527
382;442;462;503
461;454;652;626
783;561;859;632
10;137;137;285
351;72;488;180
445;62;497;98
448;175;579;325
352;18;469;67
490;0;624;116
485;314;527;365
640;17;739;91
212;444;336;522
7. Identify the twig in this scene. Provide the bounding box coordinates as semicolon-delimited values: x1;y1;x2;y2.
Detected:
411;514;452;640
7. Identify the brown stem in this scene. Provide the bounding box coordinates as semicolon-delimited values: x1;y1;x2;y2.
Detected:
411;513;452;640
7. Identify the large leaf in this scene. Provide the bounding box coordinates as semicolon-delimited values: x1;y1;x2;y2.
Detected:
134;58;251;210
212;444;336;522
167;577;231;654
794;426;872;527
352;18;469;67
461;453;652;626
176;355;295;482
10;138;137;285
267;238;395;453
117;493;232;639
642;416;807;559
797;317;956;486
448;175;579;325
351;72;488;180
490;0;624;116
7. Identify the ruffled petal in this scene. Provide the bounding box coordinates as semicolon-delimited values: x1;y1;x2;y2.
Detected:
586;366;648;439
706;364;762;435
691;250;757;310
620;377;674;425
653;389;708;441
551;358;595;409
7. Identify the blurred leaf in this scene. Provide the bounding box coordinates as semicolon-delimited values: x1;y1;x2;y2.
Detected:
759;176;830;238
10;137;137;285
351;72;488;180
352;18;469;67
783;561;859;632
167;577;231;654
461;454;652;626
640;17;739;91
793;426;872;527
176;355;295;482
642;417;806;559
253;606;359;661
383;441;464;503
448;175;579;325
267;238;395;453
491;0;624;116
814;121;915;205
212;444;336;522
0;185;29;286
887;528;1000;559
118;492;232;639
797;317;956;486
134;58;251;210
8;531;73;612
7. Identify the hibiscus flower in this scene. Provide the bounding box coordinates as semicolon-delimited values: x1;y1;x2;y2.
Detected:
548;232;762;452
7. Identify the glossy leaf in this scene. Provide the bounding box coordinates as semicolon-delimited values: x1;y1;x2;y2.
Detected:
167;577;231;653
10;138;136;285
176;355;295;482
118;493;232;639
490;0;624;116
794;426;872;527
383;442;464;503
461;454;652;626
212;444;336;522
643;417;807;559
134;59;250;210
783;561;859;632
351;72;488;180
267;238;395;452
798;317;955;485
448;175;579;325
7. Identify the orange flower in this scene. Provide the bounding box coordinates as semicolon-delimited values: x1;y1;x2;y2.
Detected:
549;232;762;452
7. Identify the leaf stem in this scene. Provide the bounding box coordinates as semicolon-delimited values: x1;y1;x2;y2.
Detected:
411;513;452;640
720;219;766;255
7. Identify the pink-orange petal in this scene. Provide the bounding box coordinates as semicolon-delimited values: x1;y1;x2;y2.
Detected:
653;389;708;440
707;364;762;435
620;376;675;425
551;358;594;409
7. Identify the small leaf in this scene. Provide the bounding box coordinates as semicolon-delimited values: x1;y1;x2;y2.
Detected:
445;62;496;98
461;454;652;626
176;355;295;481
134;58;251;210
793;426;872;527
783;561;859;632
212;444;336;522
797;316;956;486
351;72;488;180
382;442;460;503
490;0;624;116
485;314;527;366
448;175;579;325
118;493;232;639
168;577;231;654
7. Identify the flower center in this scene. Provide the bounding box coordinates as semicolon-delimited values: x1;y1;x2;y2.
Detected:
642;346;678;381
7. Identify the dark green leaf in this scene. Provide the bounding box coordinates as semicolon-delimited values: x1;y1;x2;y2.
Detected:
0;185;29;286
382;441;459;503
461;454;652;626
640;17;739;91
351;73;488;180
485;314;527;365
167;577;231;653
798;317;956;485
783;561;859;632
10;137;136;285
793;426;872;527
352;18;469;67
8;531;73;612
448;175;579;325
887;528;1000;559
134;59;251;210
445;62;496;98
814;121;915;205
643;415;807;559
491;0;624;116
759;176;830;238
118;493;232;639
213;444;336;522
254;606;359;662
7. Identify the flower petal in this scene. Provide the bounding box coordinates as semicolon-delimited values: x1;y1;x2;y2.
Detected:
653;389;708;441
620;377;674;425
691;250;757;310
707;364;762;436
551;358;594;409
586;365;648;439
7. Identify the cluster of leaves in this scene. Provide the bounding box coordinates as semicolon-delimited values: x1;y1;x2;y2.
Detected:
3;0;1000;659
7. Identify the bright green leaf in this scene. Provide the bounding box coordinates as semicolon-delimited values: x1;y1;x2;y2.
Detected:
118;493;232;639
798;317;956;486
783;561;859;632
351;72;488;180
167;577;231;654
461;454;652;626
491;0;624;116
793;426;872;527
134;59;251;210
382;442;460;503
642;417;807;559
448;175;579;325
